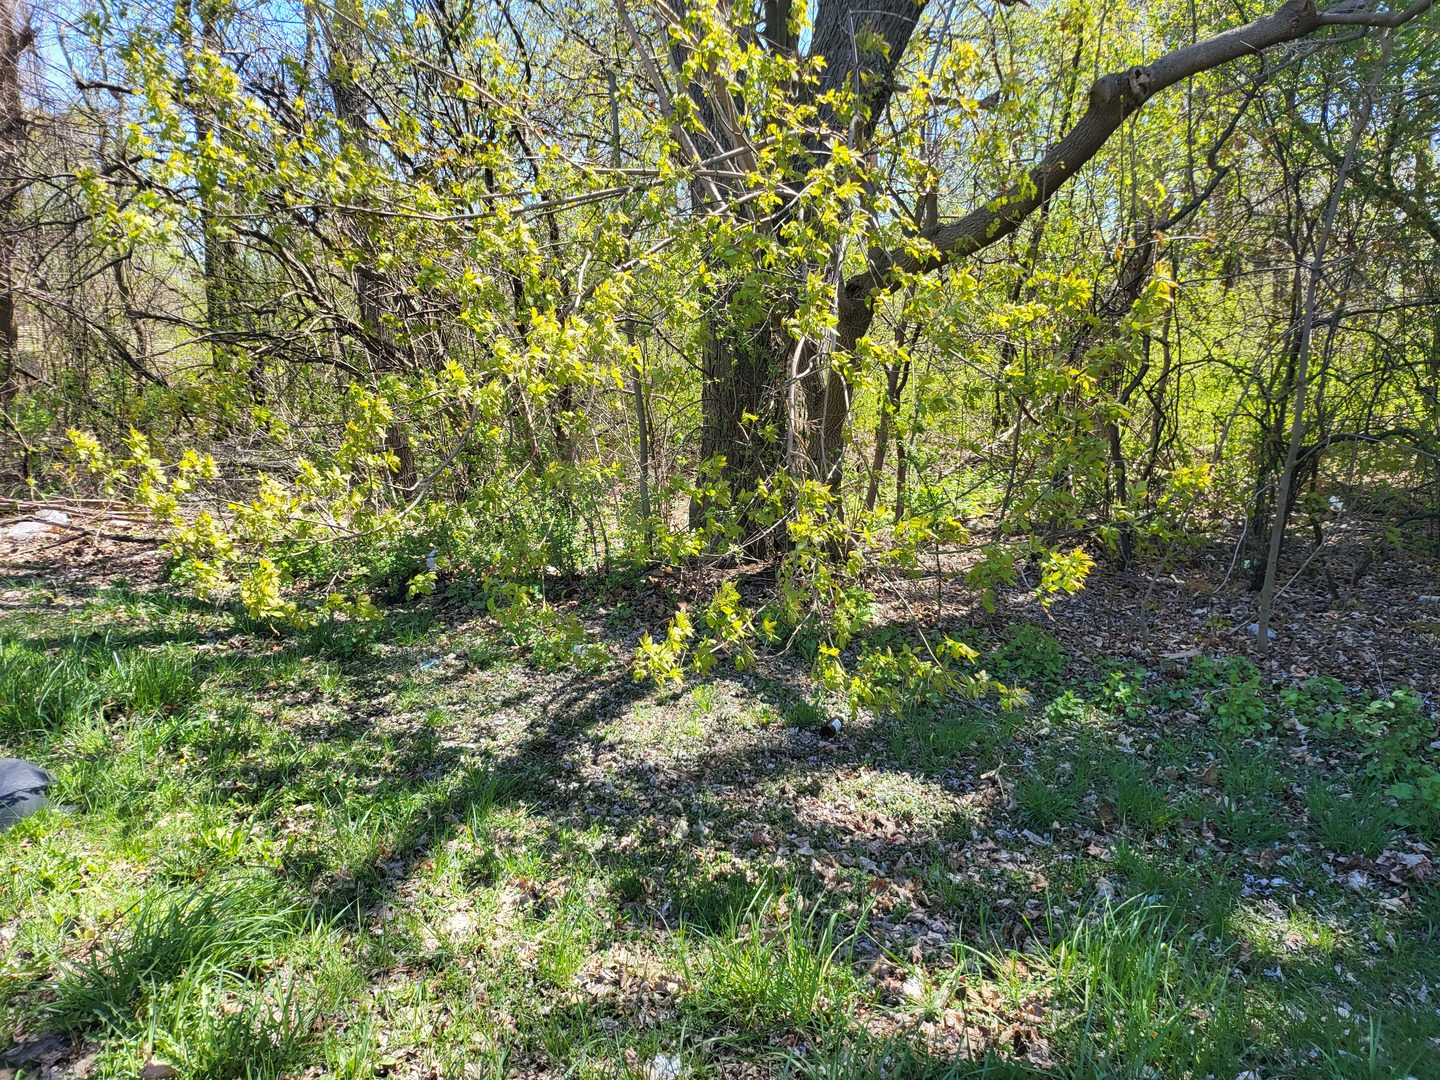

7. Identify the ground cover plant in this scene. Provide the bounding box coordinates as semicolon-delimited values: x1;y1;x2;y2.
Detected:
1;547;1436;1079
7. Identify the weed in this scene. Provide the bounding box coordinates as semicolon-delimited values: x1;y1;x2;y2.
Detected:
6;582;1440;1078
1280;675;1352;731
148;967;318;1079
1211;679;1269;739
784;697;829;729
1099;669;1149;722
1106;755;1172;830
1045;900;1248;1075
300;613;375;660
45;883;296;1034
1045;690;1088;724
0;637;96;734
536;893;598;987
1016;763;1088;832
1306;782;1396;858
1209;793;1288;848
686;889;858;1030
1187;655;1271;739
891;710;986;771
107;648;197;716
989;624;1066;687
389;609;437;646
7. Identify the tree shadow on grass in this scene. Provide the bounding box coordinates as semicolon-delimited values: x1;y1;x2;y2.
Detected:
11;594;1421;1077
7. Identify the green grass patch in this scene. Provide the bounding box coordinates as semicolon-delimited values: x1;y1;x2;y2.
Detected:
2;586;1437;1077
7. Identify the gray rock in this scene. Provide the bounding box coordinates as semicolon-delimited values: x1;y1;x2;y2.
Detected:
0;758;54;832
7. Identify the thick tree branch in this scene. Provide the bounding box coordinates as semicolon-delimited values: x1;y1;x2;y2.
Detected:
843;0;1434;309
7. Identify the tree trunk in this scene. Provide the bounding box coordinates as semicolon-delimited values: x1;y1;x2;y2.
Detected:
175;0;252;396
692;296;787;542
1255;29;1394;654
1248;264;1305;588
323;1;417;493
0;0;32;409
687;0;922;515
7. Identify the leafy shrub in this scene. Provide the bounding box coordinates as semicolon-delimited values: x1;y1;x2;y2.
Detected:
1046;690;1088;723
848;636;1024;719
529;611;608;672
489;583;607;672
988;623;1066;686
1279;675;1351;731
1098;668;1149;721
1188;656;1269;739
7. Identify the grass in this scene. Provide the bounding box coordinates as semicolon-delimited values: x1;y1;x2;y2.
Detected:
1104;755;1173;830
1;575;1438;1078
685;891;859;1031
1306;781;1397;859
45;882;299;1033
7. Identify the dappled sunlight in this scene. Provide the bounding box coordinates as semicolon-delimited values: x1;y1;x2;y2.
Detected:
3;565;1438;1076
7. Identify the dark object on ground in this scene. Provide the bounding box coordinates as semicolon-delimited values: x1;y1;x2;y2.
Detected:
4;1031;70;1066
0;758;54;831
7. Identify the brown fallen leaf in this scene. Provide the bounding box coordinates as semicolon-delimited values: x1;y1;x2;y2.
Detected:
140;1062;179;1080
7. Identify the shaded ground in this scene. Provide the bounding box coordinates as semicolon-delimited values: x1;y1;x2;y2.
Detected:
1;515;1438;1079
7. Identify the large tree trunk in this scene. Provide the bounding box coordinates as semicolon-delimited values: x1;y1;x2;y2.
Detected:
323;1;417;493
0;1;32;409
691;295;787;539
686;0;923;520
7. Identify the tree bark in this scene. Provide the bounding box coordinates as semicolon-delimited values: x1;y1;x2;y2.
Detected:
323;0;418;492
0;0;32;409
685;0;925;524
177;0;243;385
